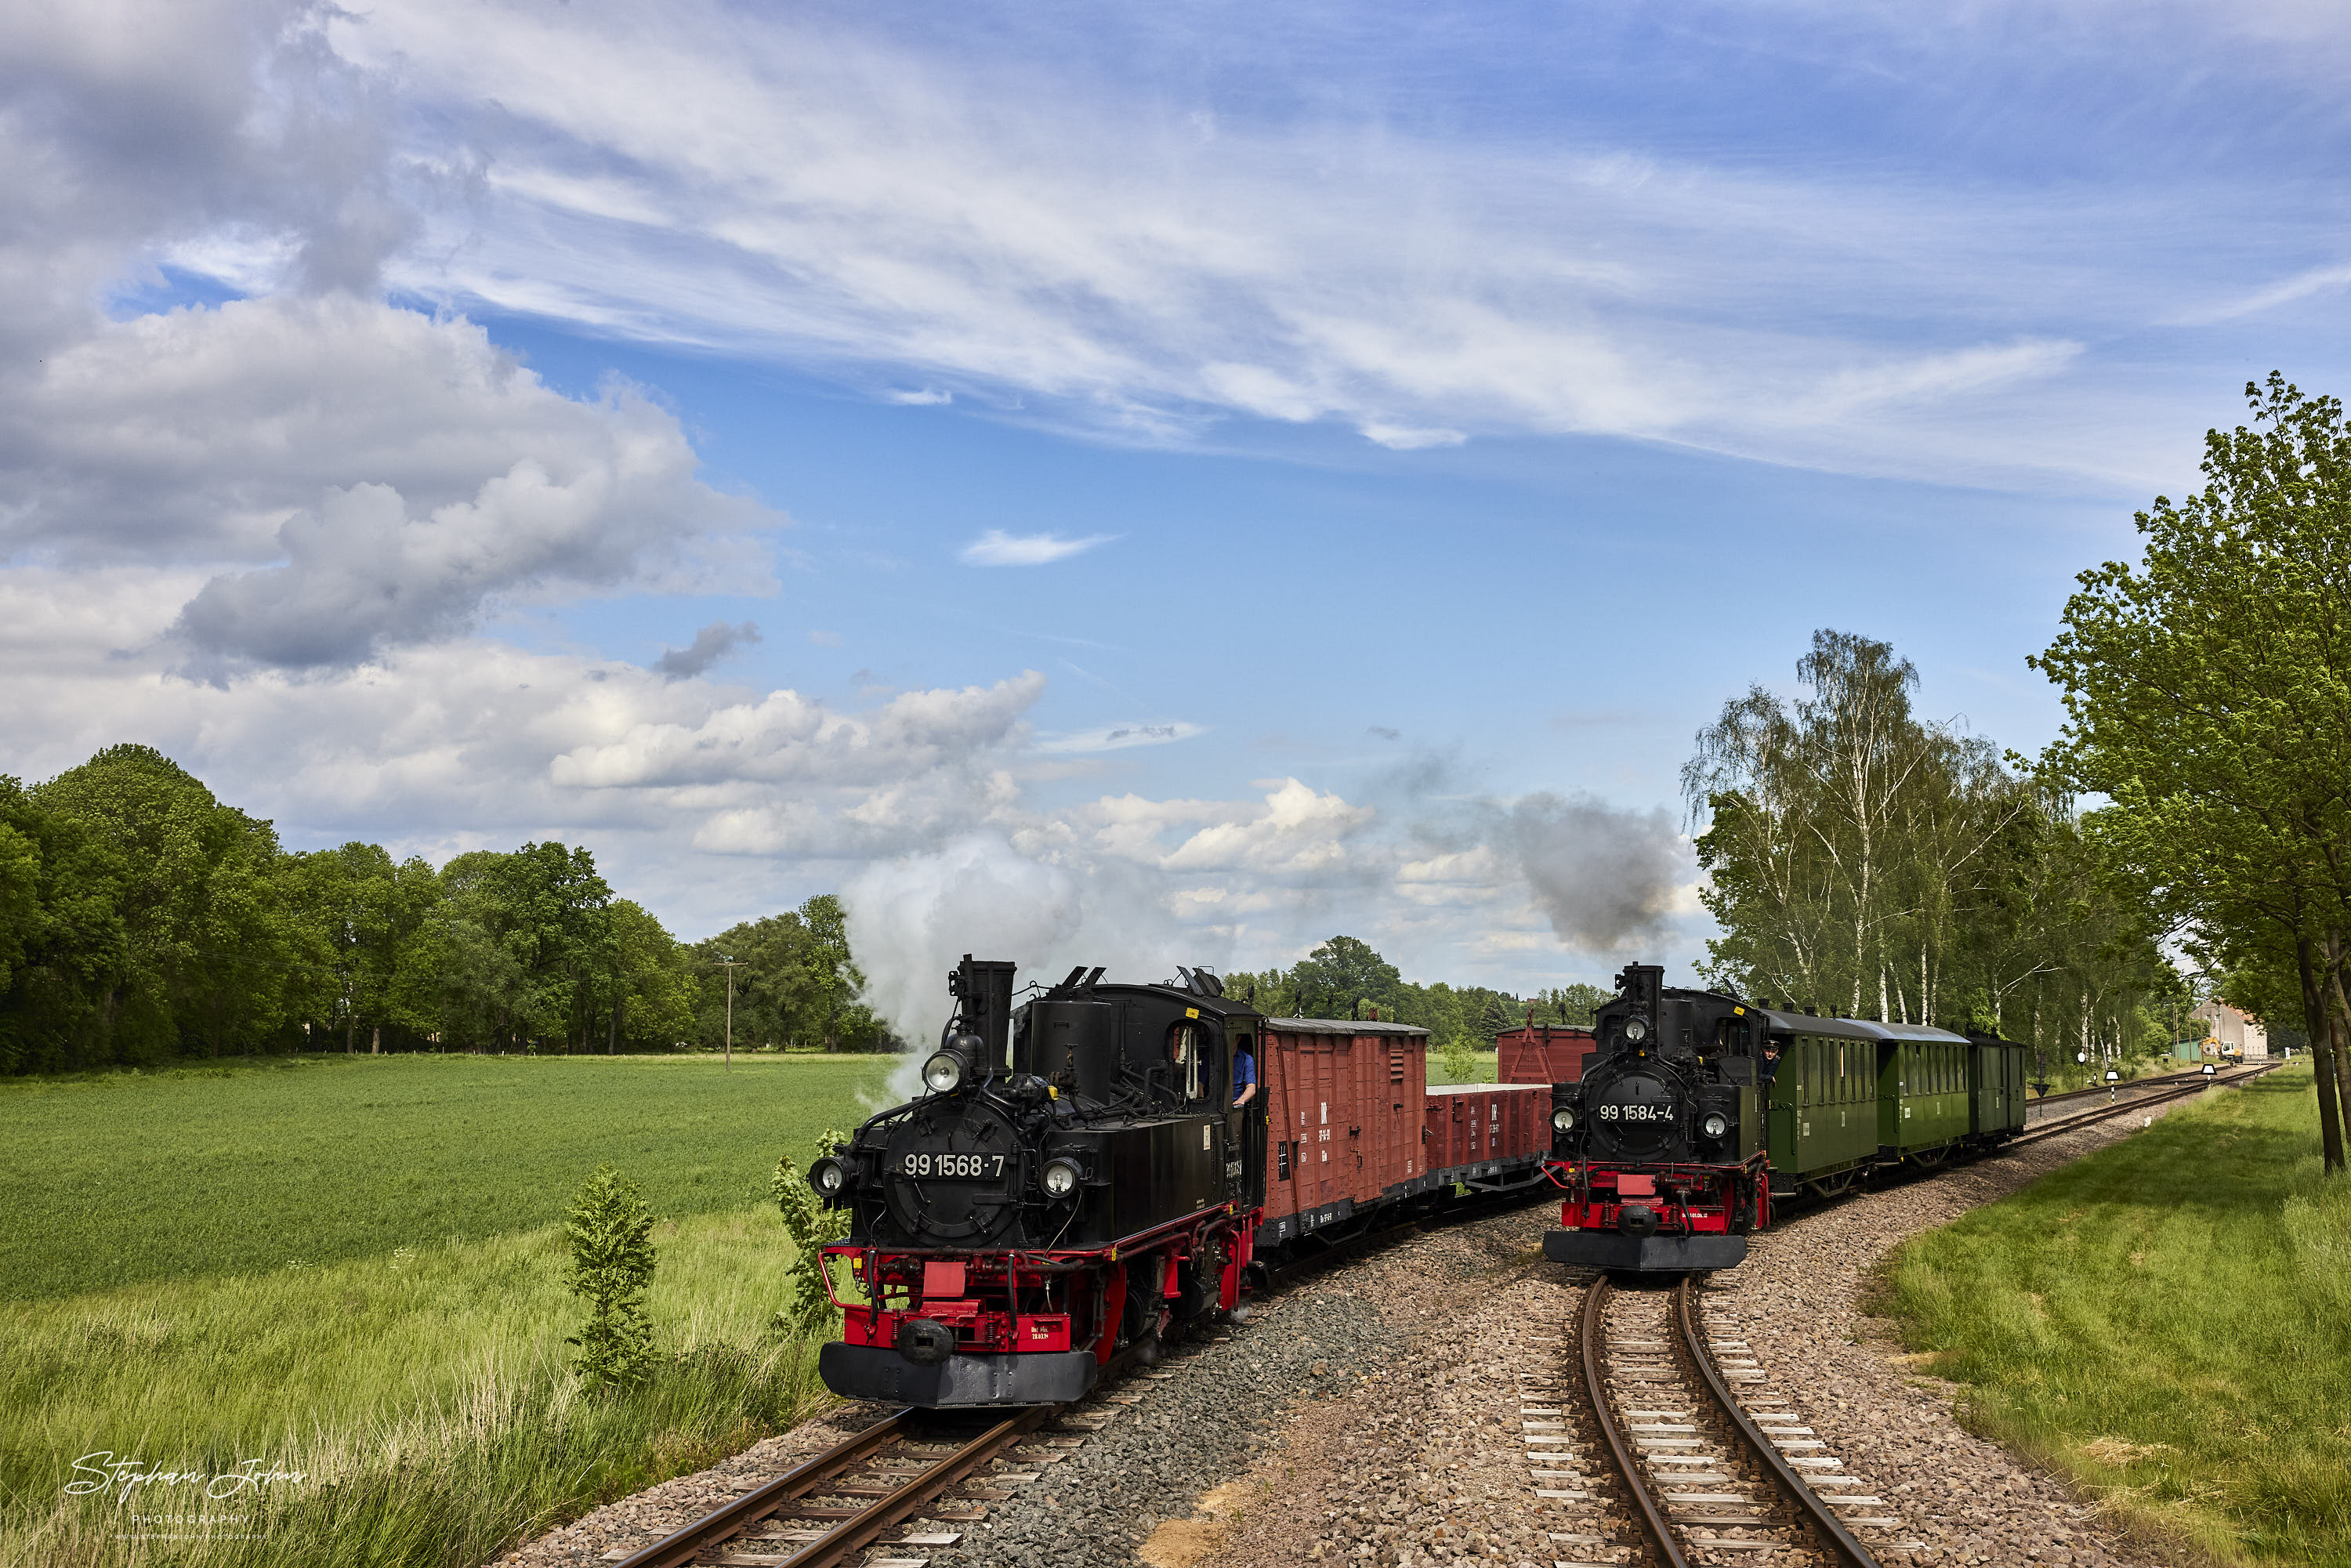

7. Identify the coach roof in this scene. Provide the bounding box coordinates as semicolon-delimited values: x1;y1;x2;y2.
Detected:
1755;1008;1968;1045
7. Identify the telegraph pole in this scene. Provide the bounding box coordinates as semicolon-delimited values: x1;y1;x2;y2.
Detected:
718;956;744;1072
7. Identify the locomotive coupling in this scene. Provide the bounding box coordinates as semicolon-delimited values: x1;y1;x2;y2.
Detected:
897;1318;956;1366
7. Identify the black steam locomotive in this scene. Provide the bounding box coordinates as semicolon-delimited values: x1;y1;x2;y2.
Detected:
1544;963;2029;1272
810;957;1266;1407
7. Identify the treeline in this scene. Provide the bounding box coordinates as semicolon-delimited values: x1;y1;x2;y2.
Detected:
2035;375;2351;1173
1223;935;1613;1048
1684;629;2183;1075
0;744;890;1074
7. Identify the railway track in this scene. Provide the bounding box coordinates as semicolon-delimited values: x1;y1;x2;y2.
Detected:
2008;1060;2277;1149
2026;1063;2238;1112
603;1177;1559;1568
1536;1275;1886;1568
611;1068;2277;1568
610;1399;1095;1568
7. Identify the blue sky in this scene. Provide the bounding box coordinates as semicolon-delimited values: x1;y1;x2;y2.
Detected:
5;0;2349;1032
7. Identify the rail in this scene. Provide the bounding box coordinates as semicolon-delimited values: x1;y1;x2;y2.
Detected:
613;1338;1164;1568
1578;1277;1686;1568
1675;1276;1880;1568
2008;1061;2277;1150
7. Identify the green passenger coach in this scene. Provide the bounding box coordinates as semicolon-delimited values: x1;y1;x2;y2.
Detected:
1755;1008;2030;1199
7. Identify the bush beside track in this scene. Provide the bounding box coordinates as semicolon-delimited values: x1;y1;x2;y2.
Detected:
1878;1060;2351;1567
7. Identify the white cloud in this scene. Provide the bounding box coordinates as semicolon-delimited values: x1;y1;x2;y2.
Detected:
549;672;1045;790
1360;422;1468;451
1159;779;1375;877
0;2;775;675
2183;261;2351;323
958;529;1117;567
302;0;2273;491
886;388;952;405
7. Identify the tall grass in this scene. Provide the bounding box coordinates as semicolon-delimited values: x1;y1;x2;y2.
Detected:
2;1211;833;1568
1880;1062;2351;1566
0;1057;892;1568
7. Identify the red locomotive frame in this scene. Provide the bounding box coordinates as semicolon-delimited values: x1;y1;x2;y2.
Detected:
1545;1153;1771;1239
822;1202;1258;1367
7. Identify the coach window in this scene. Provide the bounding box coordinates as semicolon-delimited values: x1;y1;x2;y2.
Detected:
1168;1021;1205;1101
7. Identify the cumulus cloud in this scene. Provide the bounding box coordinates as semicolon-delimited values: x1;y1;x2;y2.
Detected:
0;0;772;677
653;620;761;679
958;530;1116;567
551;672;1044;790
1158;779;1375;877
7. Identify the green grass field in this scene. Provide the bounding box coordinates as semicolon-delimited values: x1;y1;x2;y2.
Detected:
0;1052;894;1568
1881;1060;2351;1566
0;1052;893;1300
1426;1046;1498;1085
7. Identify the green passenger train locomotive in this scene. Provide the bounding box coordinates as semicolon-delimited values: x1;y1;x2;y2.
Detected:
1543;964;2030;1272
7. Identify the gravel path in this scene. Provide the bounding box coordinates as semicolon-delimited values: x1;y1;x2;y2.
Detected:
490;1089;2228;1568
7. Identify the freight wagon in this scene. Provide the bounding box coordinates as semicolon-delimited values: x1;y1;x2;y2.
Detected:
1255;1017;1552;1249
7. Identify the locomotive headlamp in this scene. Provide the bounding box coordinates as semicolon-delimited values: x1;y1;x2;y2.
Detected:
922;1051;967;1094
1041;1157;1082;1196
1623;1018;1649;1044
1701;1113;1729;1139
1551;1107;1577;1133
810;1157;851;1196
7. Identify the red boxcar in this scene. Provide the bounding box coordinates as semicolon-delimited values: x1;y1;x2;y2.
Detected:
1253;1019;1557;1252
1256;1018;1432;1245
1497;1024;1595;1085
1424;1083;1551;1185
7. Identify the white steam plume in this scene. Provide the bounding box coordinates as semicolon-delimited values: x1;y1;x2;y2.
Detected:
840;833;1216;1103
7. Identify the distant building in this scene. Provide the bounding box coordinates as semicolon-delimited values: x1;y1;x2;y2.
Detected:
2190;1000;2269;1060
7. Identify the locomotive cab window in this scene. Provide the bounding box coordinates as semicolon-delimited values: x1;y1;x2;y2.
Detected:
1168;1021;1207;1101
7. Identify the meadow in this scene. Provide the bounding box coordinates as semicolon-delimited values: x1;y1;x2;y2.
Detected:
0;1052;894;1568
1880;1060;2351;1566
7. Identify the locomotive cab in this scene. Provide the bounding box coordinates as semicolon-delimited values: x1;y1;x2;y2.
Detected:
1543;963;1758;1272
810;957;1266;1407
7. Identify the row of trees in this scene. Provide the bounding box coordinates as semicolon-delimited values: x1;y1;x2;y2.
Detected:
2035;374;2351;1174
0;745;891;1073
1222;935;1611;1048
1684;630;2185;1077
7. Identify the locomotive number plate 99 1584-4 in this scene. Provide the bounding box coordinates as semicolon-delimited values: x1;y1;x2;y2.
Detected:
1597;1103;1675;1122
899;1153;1007;1179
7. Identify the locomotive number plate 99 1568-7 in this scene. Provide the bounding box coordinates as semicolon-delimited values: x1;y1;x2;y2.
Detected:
899;1153;1007;1179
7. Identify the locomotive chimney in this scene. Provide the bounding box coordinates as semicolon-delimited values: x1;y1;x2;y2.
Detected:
952;955;1019;1075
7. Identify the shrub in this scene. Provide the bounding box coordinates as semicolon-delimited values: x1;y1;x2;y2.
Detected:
771;1127;852;1333
1438;1033;1481;1083
563;1164;657;1391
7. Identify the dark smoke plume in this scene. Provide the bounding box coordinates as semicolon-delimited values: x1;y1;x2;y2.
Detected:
1498;793;1687;953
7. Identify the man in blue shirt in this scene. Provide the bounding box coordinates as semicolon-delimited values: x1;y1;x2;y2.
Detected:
1232;1041;1257;1109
